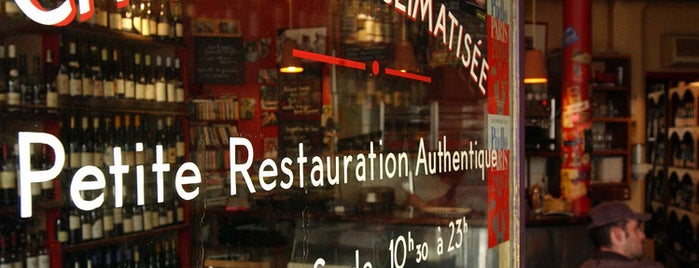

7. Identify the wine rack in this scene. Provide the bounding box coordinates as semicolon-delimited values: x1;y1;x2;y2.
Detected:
0;9;191;267
646;76;699;266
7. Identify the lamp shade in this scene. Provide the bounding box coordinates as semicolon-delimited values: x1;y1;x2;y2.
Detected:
524;49;547;84
279;40;304;73
394;40;417;72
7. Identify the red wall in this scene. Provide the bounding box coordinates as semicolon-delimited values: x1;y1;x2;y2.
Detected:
185;0;330;160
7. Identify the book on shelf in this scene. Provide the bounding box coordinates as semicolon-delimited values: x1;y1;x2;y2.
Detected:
191;97;240;120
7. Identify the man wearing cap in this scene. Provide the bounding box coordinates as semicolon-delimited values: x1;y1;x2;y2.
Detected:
580;201;663;268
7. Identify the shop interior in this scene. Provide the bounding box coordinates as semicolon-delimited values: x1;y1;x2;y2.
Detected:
1;0;698;267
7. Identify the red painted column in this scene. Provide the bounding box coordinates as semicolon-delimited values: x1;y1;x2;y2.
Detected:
560;0;592;215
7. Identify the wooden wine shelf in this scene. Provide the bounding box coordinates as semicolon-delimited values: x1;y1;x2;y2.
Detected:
0;97;188;116
61;223;189;253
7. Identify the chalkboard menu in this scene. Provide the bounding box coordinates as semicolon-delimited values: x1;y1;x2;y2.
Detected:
278;68;323;158
194;37;245;85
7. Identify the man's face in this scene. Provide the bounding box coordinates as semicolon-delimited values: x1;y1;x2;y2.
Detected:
618;219;646;260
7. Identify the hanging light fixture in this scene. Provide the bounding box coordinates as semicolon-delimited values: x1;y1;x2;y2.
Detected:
524;0;547;84
279;0;303;73
280;40;304;73
394;17;417;73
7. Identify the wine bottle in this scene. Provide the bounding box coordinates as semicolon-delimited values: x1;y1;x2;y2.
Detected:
44;49;58;108
23;234;38;268
122;114;135;166
9;232;21;268
156;0;170;40
175;119;185;164
81;44;94;99
91;46;105;98
95;0;109;27
150;202;159;229
134;52;145;101
68;116;81;170
55;211;69;245
68;42;82;97
80;116;95;167
131;0;142;34
6;44;20;107
68;205;81;244
169;0;183;40
114;49;126;99
0;45;7;105
40;144;55;200
111;116;124;237
4;0;20;17
165;117;176;164
0;143;17;206
56;42;70;96
165;57;175;103
131;200;143;233
29;146;41;199
121;0;134;33
91;200;104;240
139;0;152;36
155;55;166;102
36;232;49;268
102;47;115;98
142;203;153;231
108;0;122;31
133;115;145;165
80;200;93;241
174;58;183;103
143;54;155;101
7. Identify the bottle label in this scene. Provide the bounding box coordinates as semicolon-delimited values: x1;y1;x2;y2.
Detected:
32;182;41;196
70;152;81;168
104;145;114;166
41;180;53;190
0;93;6;102
103;215;114;231
125;80;135;99
156;81;167;102
5;2;20;15
135;150;145;165
0;171;17;189
159;214;168;226
133;16;142;33
176;87;184;102
104;80;115;97
167;83;176;102
157;22;170;37
57;230;69;243
135;83;145;100
113;207;123;223
122;218;133;233
92;218;104;238
81;152;94;167
109;13;123;30
57;74;70;95
122;17;133;32
149;19;157;36
116;78;126;96
69;215;80;230
177;207;184;222
69;78;82;96
38;255;50;268
175;23;184;38
98;10;109;28
167;210;174;225
140;18;150;36
145;83;155;100
82;222;91;240
133;214;143;231
151;212;159;228
7;91;20;105
93;80;104;97
123;151;135;166
25;256;38;268
82;77;93;97
176;141;185;157
46;91;58;107
143;211;152;230
0;264;12;268
94;152;104;168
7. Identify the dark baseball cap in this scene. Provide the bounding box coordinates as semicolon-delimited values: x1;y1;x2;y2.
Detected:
587;201;651;229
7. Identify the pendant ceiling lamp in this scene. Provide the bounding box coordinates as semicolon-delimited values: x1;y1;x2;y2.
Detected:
524;0;547;84
394;18;417;73
279;0;303;74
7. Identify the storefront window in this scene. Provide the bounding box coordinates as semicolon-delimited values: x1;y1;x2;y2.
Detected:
0;0;520;267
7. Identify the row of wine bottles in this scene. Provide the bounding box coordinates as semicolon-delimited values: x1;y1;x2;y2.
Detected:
2;0;184;42
0;38;185;109
63;237;181;268
0;113;186;207
0;219;50;268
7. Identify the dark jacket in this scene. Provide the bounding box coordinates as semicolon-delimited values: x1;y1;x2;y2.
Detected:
580;251;663;268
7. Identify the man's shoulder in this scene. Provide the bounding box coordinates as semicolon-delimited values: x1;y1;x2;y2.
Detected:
580;258;664;268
